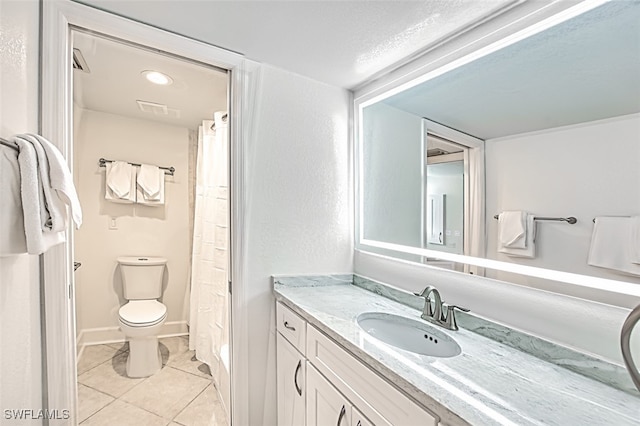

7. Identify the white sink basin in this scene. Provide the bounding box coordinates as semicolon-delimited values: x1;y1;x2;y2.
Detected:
357;312;461;358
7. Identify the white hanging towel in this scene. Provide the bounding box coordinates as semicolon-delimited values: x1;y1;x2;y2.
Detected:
498;211;527;248
17;134;67;232
0;142;27;255
137;164;162;200
498;214;536;258
589;217;640;276
13;138;65;254
1;134;81;255
105;162;136;203
136;167;165;206
630;216;640;264
27;134;82;229
106;161;132;198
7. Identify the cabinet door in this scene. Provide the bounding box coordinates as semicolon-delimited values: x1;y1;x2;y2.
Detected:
307;326;438;426
277;333;306;426
307;365;351;426
352;408;372;426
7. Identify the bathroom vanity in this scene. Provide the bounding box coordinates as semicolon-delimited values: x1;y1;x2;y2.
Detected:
274;275;640;426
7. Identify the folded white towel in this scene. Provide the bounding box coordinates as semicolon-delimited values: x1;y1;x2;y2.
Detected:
27;134;82;229
498;214;536;258
137;164;162;200
589;217;640;276
14;138;65;254
17;134;67;232
105;163;136;203
498;211;527;248
0;142;28;255
630;216;640;264
106;161;132;198
136;168;165;206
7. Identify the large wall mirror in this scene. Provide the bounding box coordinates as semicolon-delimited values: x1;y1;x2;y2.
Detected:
357;1;640;291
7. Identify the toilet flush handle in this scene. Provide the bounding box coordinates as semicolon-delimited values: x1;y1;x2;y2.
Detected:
74;262;82;271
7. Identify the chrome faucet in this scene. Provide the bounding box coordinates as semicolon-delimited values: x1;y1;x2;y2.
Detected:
621;303;640;392
414;286;469;331
414;286;442;323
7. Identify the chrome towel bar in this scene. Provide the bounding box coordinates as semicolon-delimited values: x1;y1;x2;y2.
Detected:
98;157;175;176
0;137;19;152
493;215;577;224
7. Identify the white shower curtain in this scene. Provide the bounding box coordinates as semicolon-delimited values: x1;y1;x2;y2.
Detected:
189;112;229;384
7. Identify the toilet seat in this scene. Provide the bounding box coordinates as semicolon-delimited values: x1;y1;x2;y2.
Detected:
119;300;167;327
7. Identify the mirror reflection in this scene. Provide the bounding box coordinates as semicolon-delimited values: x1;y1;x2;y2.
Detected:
360;1;640;283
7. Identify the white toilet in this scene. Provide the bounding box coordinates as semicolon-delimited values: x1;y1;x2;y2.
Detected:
117;256;168;378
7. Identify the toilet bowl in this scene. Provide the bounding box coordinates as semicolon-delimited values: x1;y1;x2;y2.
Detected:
118;300;167;377
117;256;168;378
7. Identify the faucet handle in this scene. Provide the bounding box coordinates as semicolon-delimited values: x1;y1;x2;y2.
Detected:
442;303;469;331
413;292;433;314
446;304;469;313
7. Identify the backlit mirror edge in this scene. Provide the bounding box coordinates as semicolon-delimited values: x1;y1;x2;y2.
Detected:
352;0;610;107
353;0;640;302
357;240;640;299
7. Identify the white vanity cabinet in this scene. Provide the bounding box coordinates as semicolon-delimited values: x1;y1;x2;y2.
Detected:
306;326;438;426
352;407;373;426
276;303;307;426
276;301;439;426
307;364;353;426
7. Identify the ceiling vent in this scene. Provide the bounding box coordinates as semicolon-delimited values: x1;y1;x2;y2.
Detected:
137;100;168;115
136;100;181;119
72;48;90;73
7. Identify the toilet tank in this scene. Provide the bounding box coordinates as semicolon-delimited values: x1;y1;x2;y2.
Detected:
117;256;167;300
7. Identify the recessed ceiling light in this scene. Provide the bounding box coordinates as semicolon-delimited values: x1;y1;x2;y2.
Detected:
141;70;173;85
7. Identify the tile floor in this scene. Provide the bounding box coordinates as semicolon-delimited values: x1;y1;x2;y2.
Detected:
77;336;228;426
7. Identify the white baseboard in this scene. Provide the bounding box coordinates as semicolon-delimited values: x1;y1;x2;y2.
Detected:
77;320;188;347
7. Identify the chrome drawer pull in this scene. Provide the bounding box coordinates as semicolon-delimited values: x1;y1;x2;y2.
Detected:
284;321;296;331
337;405;346;426
294;360;302;396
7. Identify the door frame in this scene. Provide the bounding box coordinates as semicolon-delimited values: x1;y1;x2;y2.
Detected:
41;2;252;424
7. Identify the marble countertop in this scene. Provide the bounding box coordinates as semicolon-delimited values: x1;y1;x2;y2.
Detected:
273;275;640;426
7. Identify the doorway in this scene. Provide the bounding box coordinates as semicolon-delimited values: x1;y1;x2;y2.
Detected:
71;29;230;424
419;120;485;273
41;4;253;424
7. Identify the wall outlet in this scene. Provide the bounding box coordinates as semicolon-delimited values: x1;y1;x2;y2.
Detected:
109;217;118;230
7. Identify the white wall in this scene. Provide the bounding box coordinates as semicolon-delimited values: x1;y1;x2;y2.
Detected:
362;102;422;247
74;109;191;342
245;65;353;425
0;0;43;420
485;114;640;284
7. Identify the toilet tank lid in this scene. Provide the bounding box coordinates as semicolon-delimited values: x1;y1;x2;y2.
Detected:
117;256;167;266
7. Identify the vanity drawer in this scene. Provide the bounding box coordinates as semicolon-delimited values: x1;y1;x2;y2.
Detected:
276;302;307;355
307;325;438;426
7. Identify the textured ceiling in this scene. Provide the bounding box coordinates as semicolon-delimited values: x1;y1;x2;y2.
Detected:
383;1;640;140
75;0;516;89
73;31;228;129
